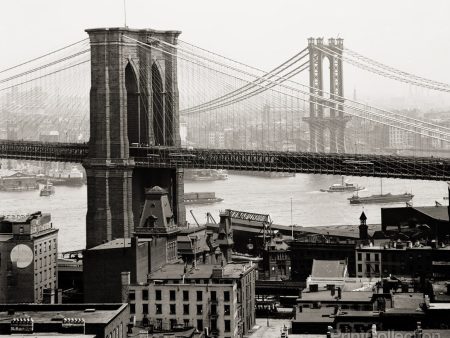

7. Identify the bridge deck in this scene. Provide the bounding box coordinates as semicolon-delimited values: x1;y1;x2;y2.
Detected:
1;140;449;181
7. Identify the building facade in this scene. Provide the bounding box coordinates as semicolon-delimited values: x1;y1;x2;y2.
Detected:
122;262;257;338
0;212;58;303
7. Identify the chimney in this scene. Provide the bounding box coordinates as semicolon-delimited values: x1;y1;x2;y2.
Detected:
415;321;423;338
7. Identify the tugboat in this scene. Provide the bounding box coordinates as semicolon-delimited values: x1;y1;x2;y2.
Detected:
320;176;364;192
40;182;55;197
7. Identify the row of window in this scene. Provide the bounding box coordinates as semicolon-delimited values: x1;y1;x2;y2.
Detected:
357;252;380;262
34;238;57;256
130;289;230;302
131;302;231;316
35;268;56;284
150;318;231;332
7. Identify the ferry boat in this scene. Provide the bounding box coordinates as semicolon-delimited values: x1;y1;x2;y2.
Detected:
231;170;295;178
40;182;55;197
320;176;364;192
184;192;223;205
45;166;84;186
348;192;414;205
185;169;228;182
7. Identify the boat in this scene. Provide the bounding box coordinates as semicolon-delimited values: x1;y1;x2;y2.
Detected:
45;166;84;186
348;178;413;204
230;170;295;178
184;169;228;182
348;192;414;205
40;182;55;196
184;192;223;205
320;176;364;192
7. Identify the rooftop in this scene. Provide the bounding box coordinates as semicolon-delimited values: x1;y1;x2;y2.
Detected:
311;259;347;278
298;290;373;303
148;262;255;281
0;304;127;325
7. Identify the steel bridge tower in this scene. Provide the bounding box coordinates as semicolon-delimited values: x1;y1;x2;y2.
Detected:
304;37;349;153
83;27;185;249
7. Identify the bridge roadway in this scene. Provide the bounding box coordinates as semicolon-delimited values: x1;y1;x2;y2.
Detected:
1;140;450;181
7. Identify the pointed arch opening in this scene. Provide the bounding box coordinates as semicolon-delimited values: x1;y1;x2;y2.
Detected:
125;62;143;145
152;63;165;146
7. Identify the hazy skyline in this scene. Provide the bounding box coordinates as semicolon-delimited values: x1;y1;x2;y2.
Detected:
2;0;450;110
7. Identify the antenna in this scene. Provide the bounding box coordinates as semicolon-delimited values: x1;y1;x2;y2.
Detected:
123;0;128;28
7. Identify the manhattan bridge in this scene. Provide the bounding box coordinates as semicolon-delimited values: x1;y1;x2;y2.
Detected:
1;27;450;247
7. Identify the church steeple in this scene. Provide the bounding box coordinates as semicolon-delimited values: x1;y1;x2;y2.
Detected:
359;211;368;241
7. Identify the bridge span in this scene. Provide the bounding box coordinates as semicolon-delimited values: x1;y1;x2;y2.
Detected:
1;140;449;181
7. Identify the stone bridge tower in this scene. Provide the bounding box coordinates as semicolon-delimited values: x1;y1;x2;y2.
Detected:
304;37;349;153
84;27;185;249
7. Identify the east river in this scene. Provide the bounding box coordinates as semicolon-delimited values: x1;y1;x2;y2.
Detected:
0;174;448;252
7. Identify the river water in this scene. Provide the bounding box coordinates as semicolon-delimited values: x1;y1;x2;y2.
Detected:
0;174;448;252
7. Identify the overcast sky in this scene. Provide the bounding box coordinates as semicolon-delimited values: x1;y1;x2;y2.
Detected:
2;0;450;109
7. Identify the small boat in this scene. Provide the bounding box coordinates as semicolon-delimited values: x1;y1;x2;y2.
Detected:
40;182;55;196
320;176;364;192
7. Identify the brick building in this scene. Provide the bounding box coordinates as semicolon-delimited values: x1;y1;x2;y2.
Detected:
0;211;58;303
122;261;257;338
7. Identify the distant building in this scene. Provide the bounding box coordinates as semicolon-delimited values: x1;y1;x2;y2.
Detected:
0;211;58;303
0;169;38;191
381;205;450;241
0;303;128;337
305;259;348;290
260;233;291;280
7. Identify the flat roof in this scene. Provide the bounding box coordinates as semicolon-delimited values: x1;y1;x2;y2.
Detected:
298;290;373;303
149;262;255;281
0;304;127;325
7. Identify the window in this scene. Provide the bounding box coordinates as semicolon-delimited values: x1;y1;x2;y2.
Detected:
358;264;362;273
375;264;380;273
156;319;162;329
130;304;135;314
197;291;203;301
366;264;371;274
183;290;189;301
224;320;230;332
129;290;135;301
156;304;162;314
143;304;148;314
357;253;362;261
170;319;177;329
366;253;370;261
197;304;203;315
184;319;190;327
170;290;176;301
183;304;189;315
224;291;230;302
170;304;176;315
224;305;230;315
155;290;161;301
375;254;379;262
211;291;217;301
211;304;217;315
142;290;148;300
197;319;203;331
